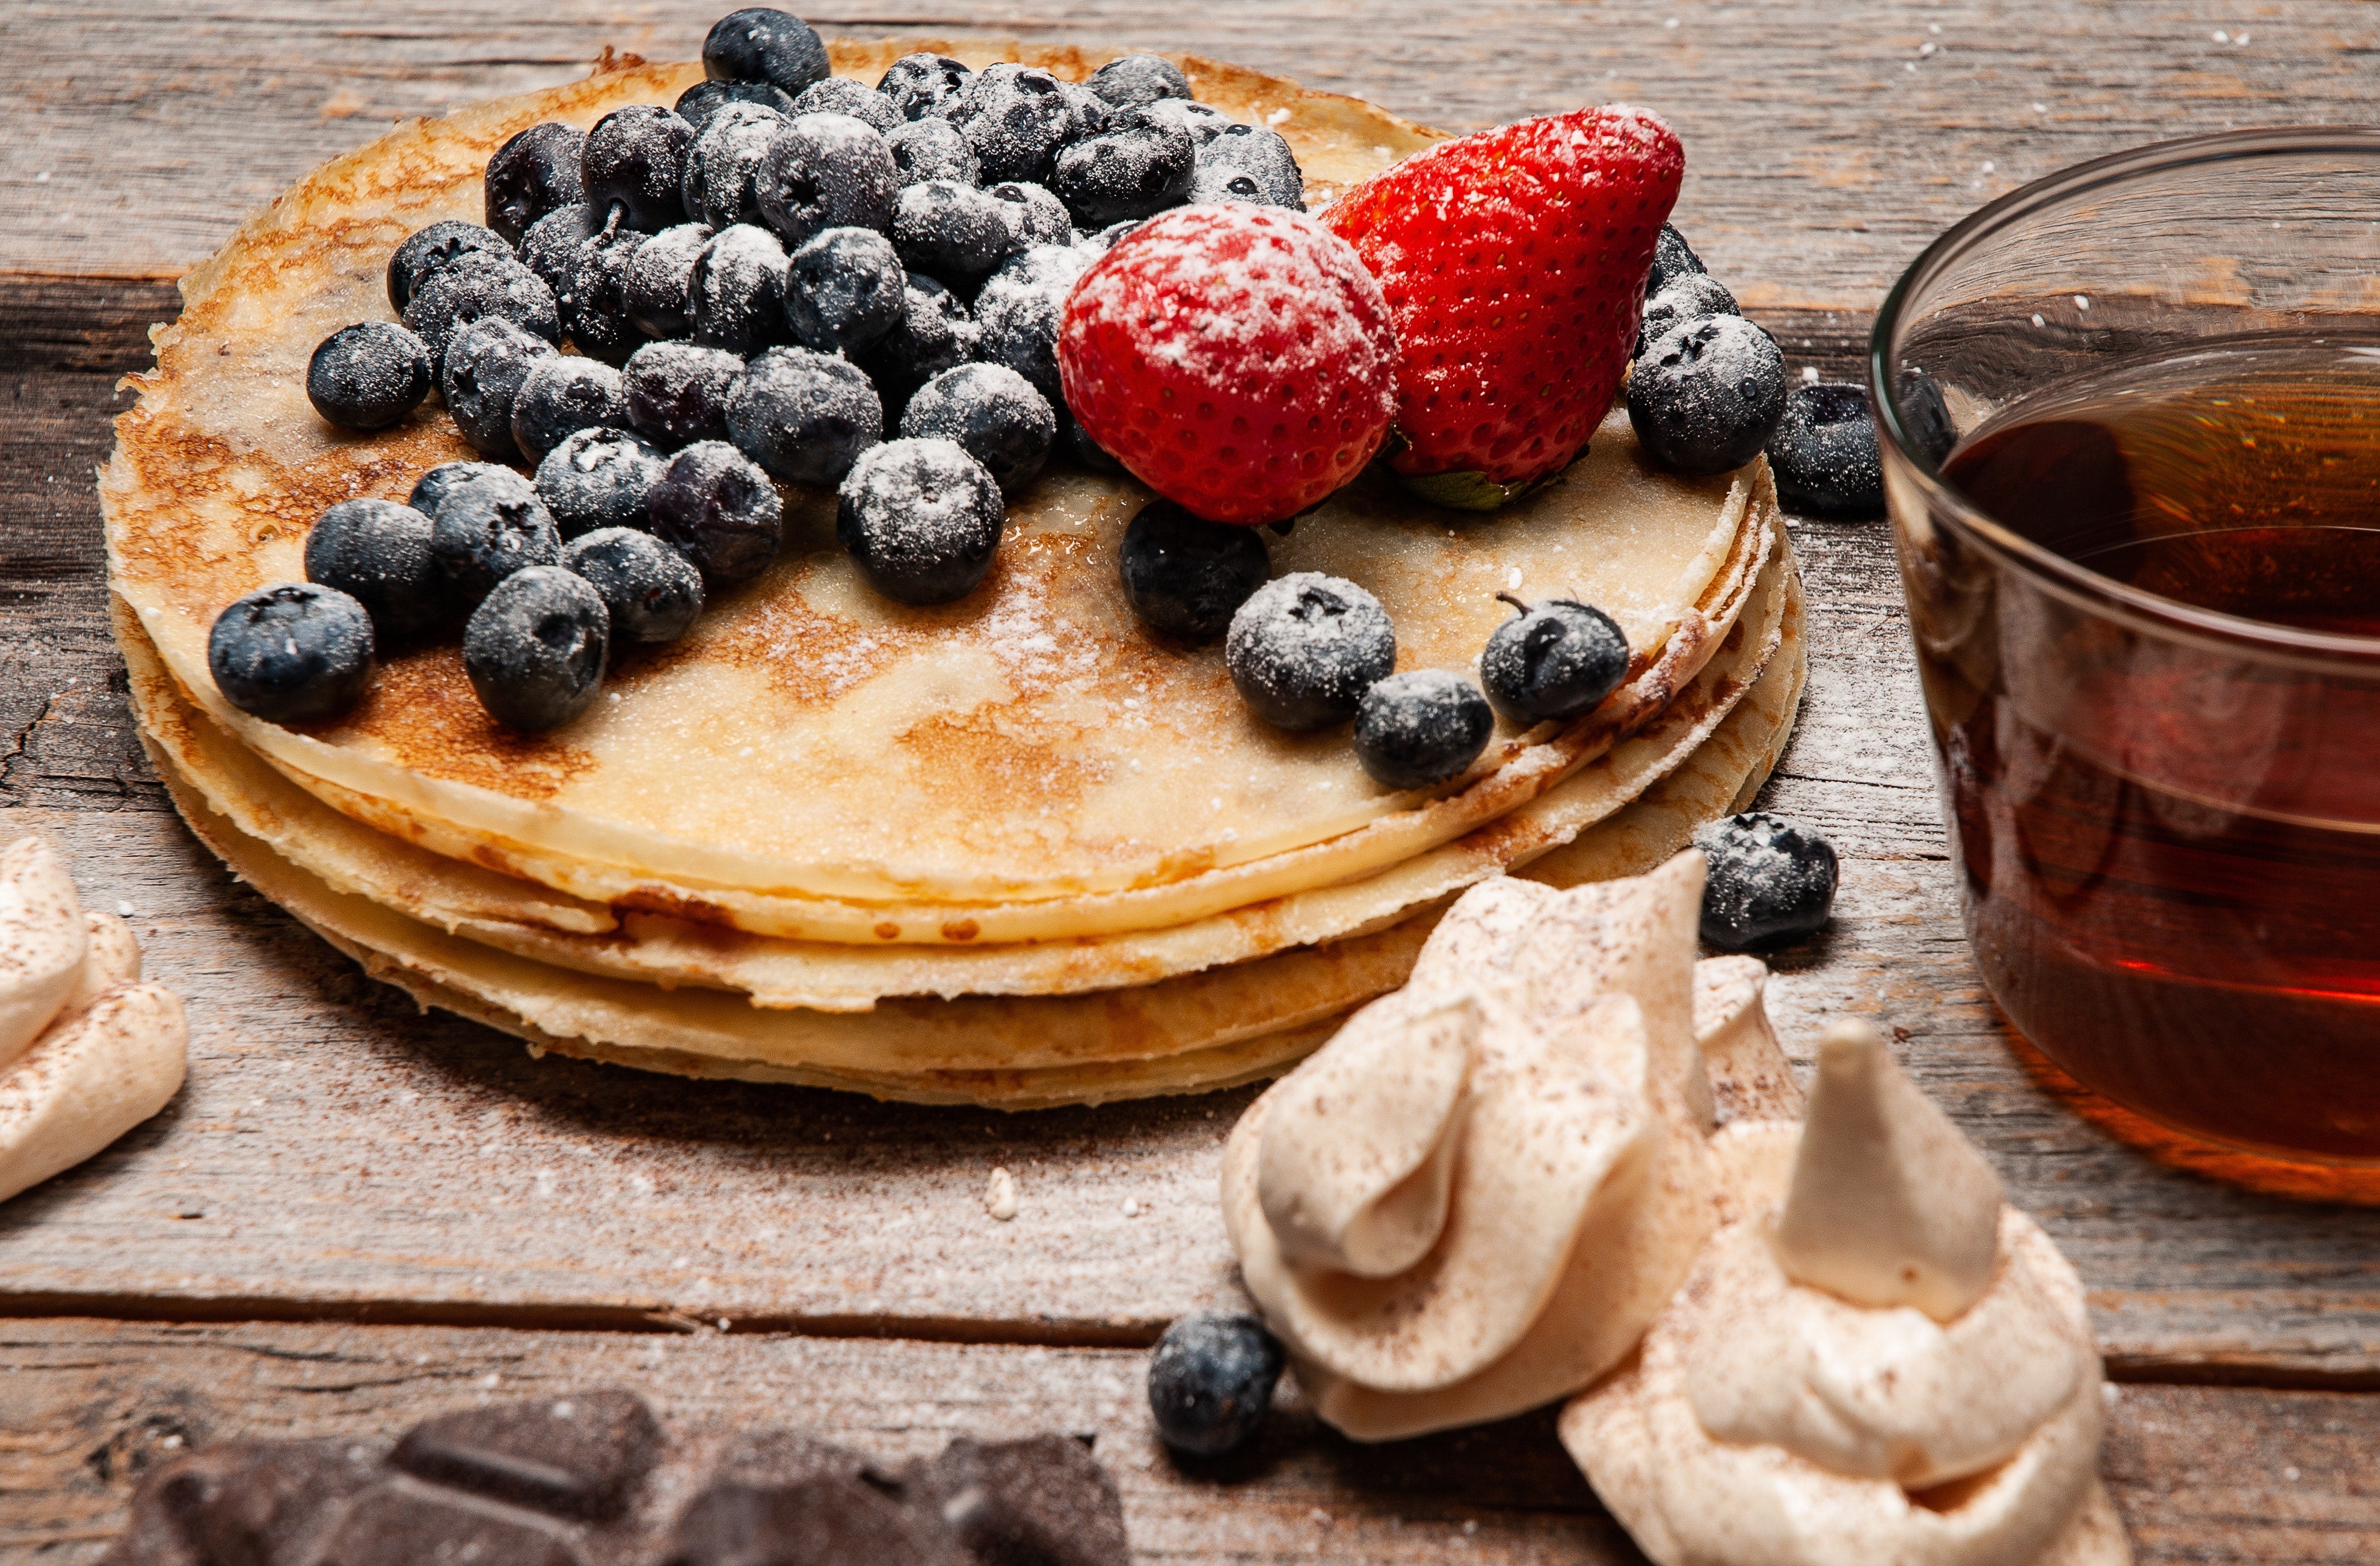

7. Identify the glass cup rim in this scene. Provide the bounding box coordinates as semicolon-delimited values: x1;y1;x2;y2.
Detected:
1869;124;2380;672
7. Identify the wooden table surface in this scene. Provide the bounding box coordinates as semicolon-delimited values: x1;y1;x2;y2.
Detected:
6;3;2380;1560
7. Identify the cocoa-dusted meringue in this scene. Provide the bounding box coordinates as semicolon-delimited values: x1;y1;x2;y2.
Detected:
0;837;189;1203
1560;1021;2131;1566
1221;852;1803;1442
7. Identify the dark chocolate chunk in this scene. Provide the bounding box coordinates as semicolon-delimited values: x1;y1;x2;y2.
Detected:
100;1440;379;1566
318;1481;585;1566
903;1435;1131;1566
665;1475;971;1566
390;1388;662;1520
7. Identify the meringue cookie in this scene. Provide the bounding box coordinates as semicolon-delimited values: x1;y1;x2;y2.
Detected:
0;837;91;1069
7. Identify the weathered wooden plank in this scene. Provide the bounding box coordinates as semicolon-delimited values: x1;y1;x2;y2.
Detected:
7;1;2380;303
3;1316;2375;1564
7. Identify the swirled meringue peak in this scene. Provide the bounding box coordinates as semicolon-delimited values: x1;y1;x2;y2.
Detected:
1560;1020;2132;1566
1221;850;1807;1443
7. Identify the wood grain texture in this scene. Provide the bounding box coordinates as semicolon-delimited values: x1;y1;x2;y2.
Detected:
4;1316;2377;1564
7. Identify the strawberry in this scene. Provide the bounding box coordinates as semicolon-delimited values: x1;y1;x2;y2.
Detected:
1323;107;1684;509
1057;206;1400;526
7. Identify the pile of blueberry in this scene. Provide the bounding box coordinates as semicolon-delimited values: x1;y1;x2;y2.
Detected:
238;7;1316;734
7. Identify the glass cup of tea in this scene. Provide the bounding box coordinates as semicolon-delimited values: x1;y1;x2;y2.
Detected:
1872;127;2380;1165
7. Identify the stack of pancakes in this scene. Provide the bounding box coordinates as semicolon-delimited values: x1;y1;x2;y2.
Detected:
101;43;1807;1108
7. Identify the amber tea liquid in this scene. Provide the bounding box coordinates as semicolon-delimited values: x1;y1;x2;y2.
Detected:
1932;337;2380;1159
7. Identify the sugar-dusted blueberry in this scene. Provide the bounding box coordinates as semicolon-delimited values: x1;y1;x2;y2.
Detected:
886;117;979;189
1353;669;1494;789
306;321;432;431
855;271;981;417
429;467;562;608
440;316;557;459
792;76;901;135
783;226;907;356
562;526;704;643
407;459;518;524
484;121;585;247
703;7;829;97
1147;1311;1284;1458
899;362;1053;497
624;340;745;448
1635;271;1738;356
1118;500;1269;643
891;179;1022;295
1479;593;1629;725
304;499;443;641
1628;314;1788;476
561;220;648;365
946;64;1080;186
1087;54;1191;109
675;77;797;130
988;180;1072;247
876;53;973;122
462;565;609;732
837;437;1006;604
401;251;560;380
757;111;899;248
1059;79;1112;141
511;356;630;465
1768;382;1884;519
1225;573;1397;731
582;105;695;232
621;221;713;340
1195;123;1302;210
974;243;1090;405
681;103;788;233
1646;220;1706;298
537;426;668;537
388;220;513;312
1137;97;1231;147
727;345;884;487
1694;811;1839;950
1052;109;1195;228
687;223;790;355
208;582;376;724
646;440;784;586
1083;218;1148;252
520;203;601;301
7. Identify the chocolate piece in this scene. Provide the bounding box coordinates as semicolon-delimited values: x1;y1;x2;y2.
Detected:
666;1475;972;1566
390;1388;660;1520
320;1482;585;1565
103;1440;379;1566
903;1436;1131;1566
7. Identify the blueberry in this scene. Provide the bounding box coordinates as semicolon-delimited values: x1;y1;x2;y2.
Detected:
1137;97;1231;147
306;321;432;431
647;440;784;586
1353;670;1494;789
899;363;1053;497
1190;123;1301;211
562;526;704;643
1895;364;1958;464
1645;221;1706;298
621;221;714;340
727;345;884;486
1087;54;1192;109
1225;573;1397;731
511;355;629;465
1083;219;1148;252
837;437;1006;604
675;78;798;130
304;499;443;641
1768;382;1884;518
1051;110;1195;228
440;316;557;459
792;76;902;135
988;181;1072;246
687;223;790;355
876;54;974;122
407;460;520;524
783;226;908;356
387;220;514;312
1635;272;1738;356
401;251;561;384
973;244;1090;406
429;467;562;608
681;103;787;232
1059;79;1113;141
1478;594;1629;725
947;64;1080;186
1146;1311;1284;1458
1694;812;1839;950
462;565;609;732
1118;500;1269;643
561;220;648;364
537;426;668;537
208;583;375;724
1627;315;1788;476
703;8;829;97
855;272;982;418
887;117;979;188
484;122;586;247
891;180;1023;295
520;203;601;301
582;105;695;232
758;112;899;248
624;340;745;448
1186;165;1275;209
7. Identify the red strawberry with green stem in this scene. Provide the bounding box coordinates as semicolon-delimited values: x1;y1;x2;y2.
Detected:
1324;107;1684;510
